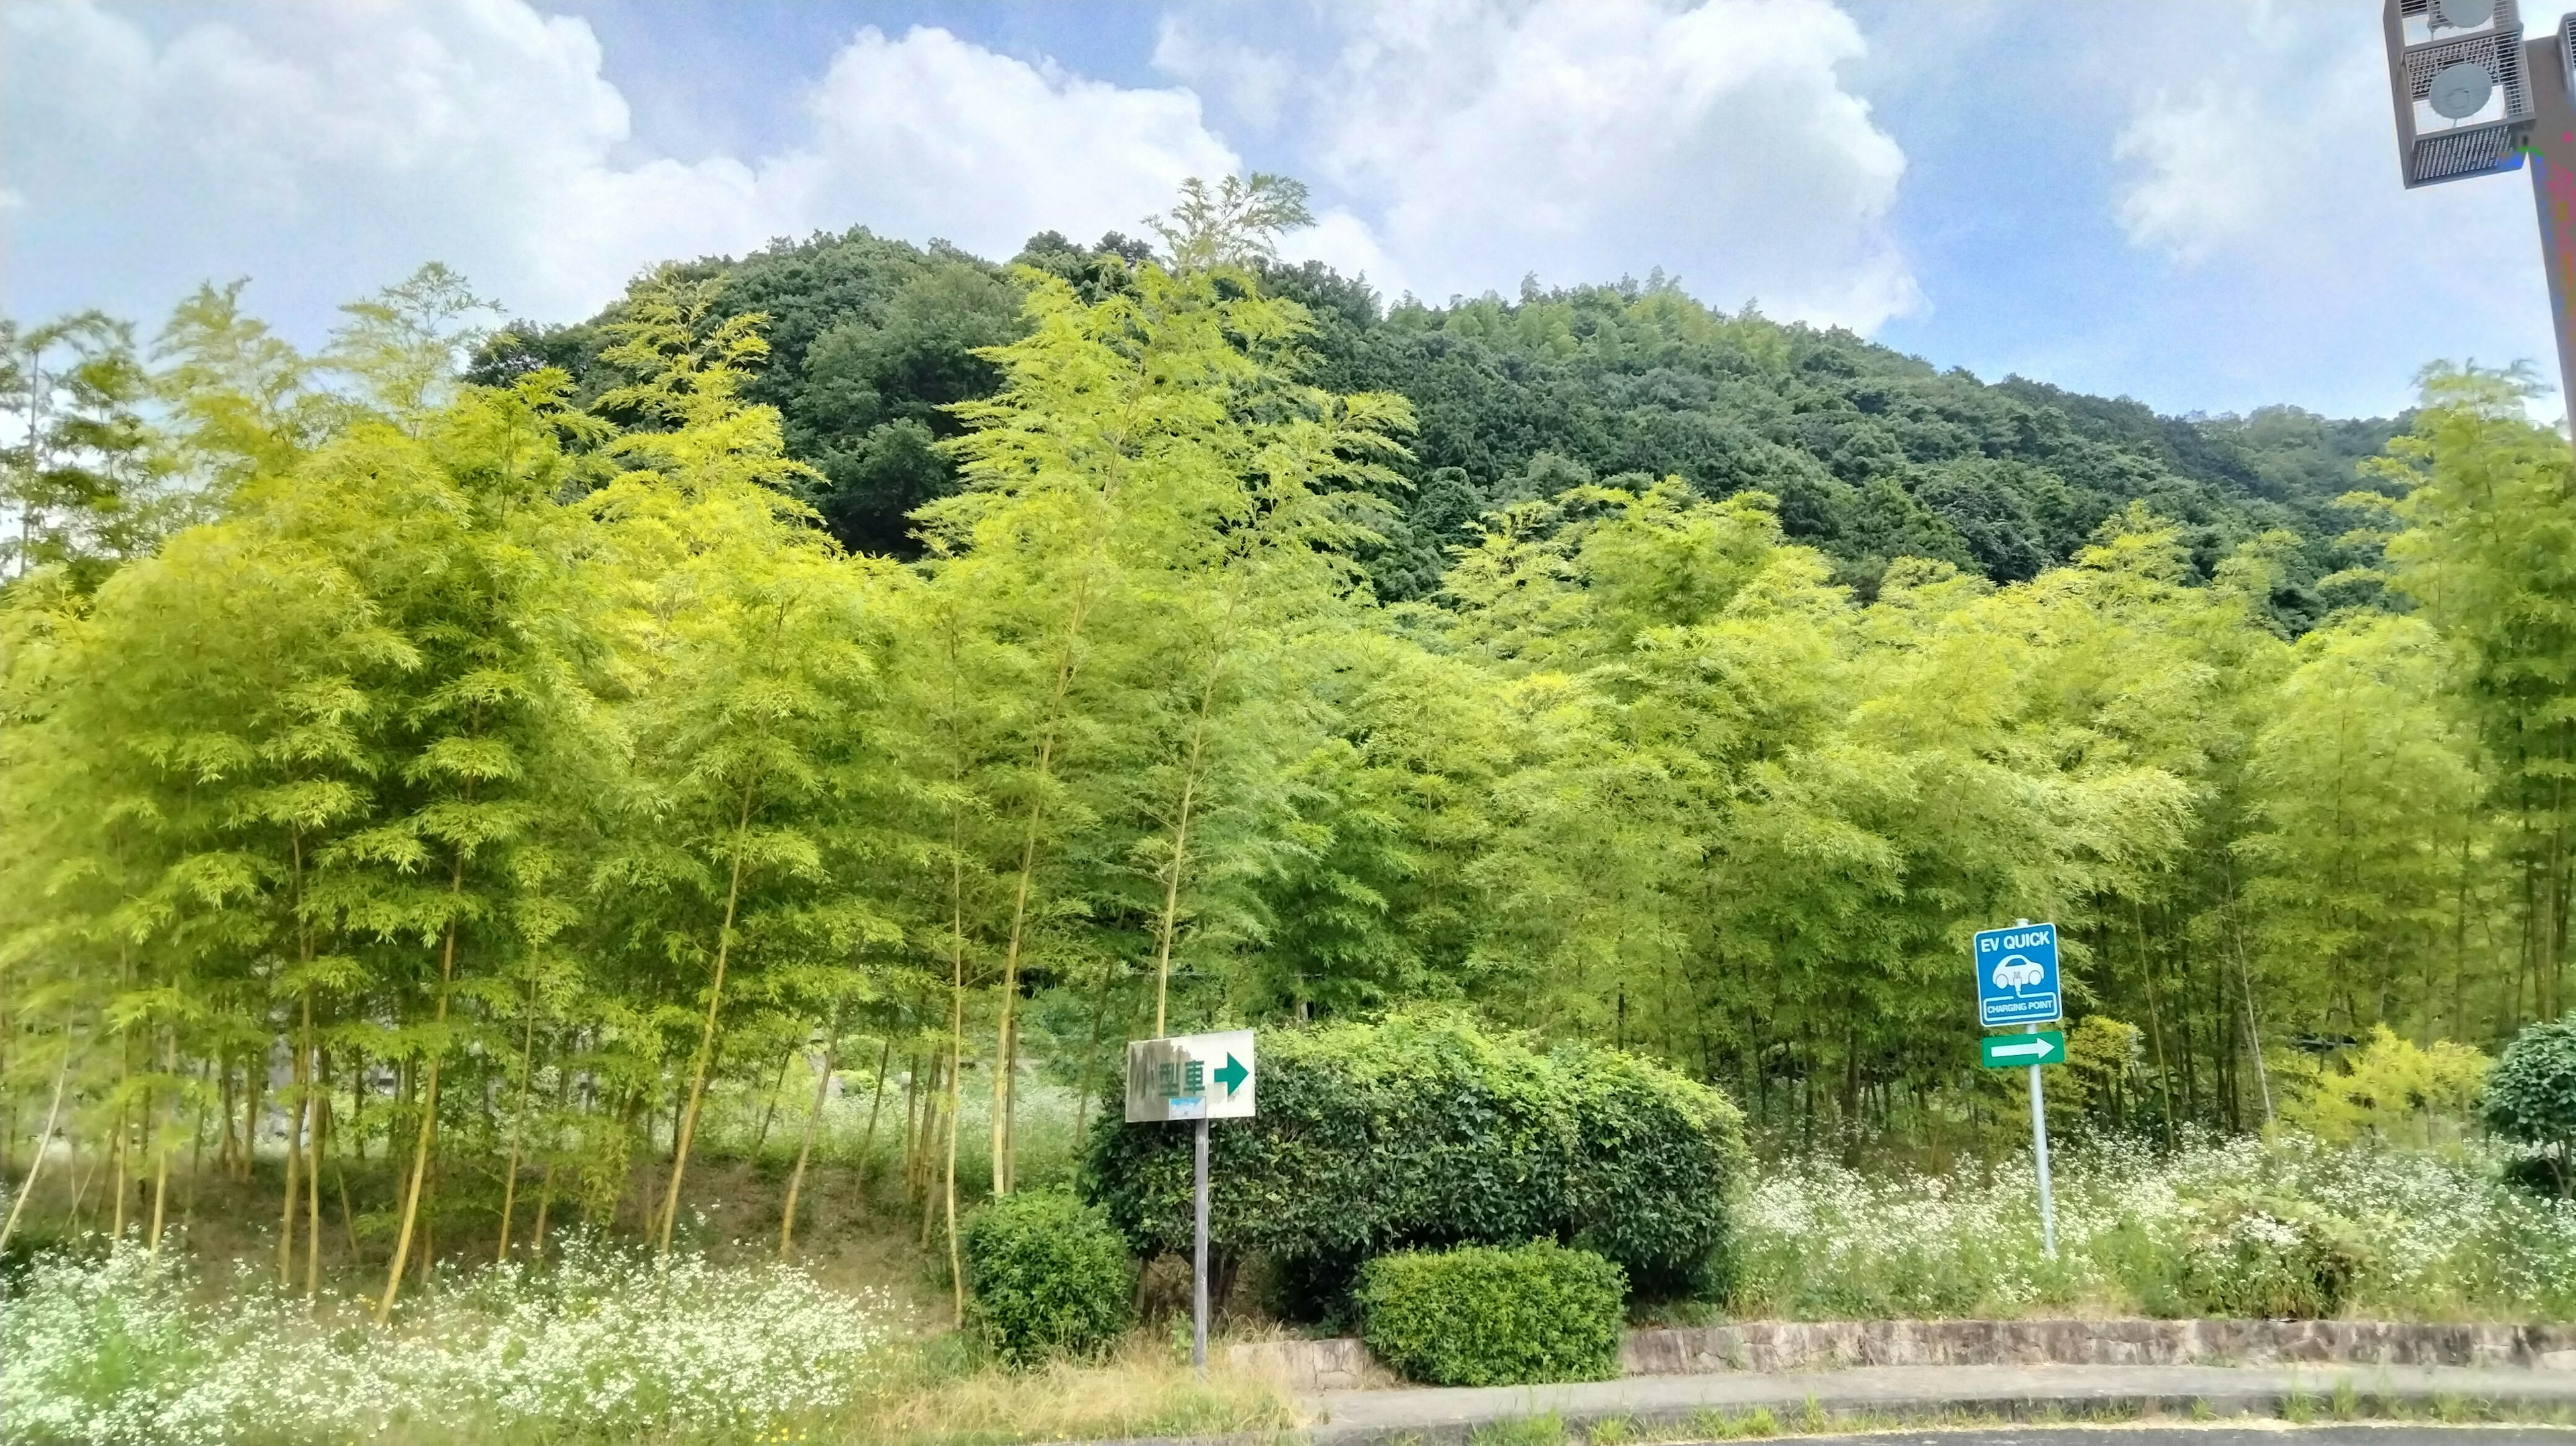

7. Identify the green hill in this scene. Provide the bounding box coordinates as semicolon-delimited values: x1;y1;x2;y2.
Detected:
473;227;2401;630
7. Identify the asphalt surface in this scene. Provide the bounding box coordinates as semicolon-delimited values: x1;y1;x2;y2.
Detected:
1308;1364;2576;1445
1782;1423;2576;1433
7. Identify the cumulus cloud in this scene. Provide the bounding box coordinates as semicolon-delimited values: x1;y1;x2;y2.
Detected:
1152;14;1298;133
1277;207;1412;295
4;0;765;328
783;27;1238;262
2102;5;2565;410
7;0;1917;346
1298;0;1916;327
3;0;1236;333
2110;9;2398;268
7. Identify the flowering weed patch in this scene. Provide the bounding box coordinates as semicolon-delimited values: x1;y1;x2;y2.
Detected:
0;1232;1297;1446
1728;1132;2576;1321
2;1235;898;1444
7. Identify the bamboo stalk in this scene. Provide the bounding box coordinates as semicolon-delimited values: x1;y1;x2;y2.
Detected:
0;1054;72;1253
655;779;759;1264
376;856;465;1325
856;1034;892;1185
778;1030;837;1259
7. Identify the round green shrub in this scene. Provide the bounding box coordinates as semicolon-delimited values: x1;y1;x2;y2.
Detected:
1358;1241;1627;1386
2175;1197;2367;1319
961;1190;1136;1368
1081;1014;1744;1319
2485;1015;2576;1198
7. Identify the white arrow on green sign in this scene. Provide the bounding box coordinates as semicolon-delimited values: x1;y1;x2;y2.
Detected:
1979;1030;2065;1068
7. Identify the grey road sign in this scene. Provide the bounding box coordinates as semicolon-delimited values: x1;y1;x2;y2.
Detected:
1124;1029;1255;1123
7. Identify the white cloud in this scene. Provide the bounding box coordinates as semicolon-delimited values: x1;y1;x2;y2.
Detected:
3;0;761;327
2103;5;2565;411
1297;0;1917;328
1152;14;1297;133
1278;207;1411;296
786;27;1238;260
8;0;1913;347
3;1;1236;333
2110;9;2394;268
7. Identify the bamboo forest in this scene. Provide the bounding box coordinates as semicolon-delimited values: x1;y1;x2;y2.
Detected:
6;174;2576;1443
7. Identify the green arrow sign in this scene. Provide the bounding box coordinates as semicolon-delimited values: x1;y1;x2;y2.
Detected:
1214;1054;1248;1096
1980;1030;2065;1068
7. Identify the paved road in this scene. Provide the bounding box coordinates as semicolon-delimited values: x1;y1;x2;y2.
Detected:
1792;1423;2576;1433
1309;1364;2576;1445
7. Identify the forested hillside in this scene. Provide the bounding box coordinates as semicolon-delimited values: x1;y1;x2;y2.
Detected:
4;178;2571;1308
474;226;2402;628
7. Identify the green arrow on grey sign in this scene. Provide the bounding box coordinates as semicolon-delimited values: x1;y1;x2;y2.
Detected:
1214;1054;1248;1096
1979;1030;2065;1068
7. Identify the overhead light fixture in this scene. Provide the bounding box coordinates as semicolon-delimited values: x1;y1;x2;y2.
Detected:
2385;0;2532;186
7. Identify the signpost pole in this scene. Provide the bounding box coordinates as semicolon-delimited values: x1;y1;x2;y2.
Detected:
1126;1028;1251;1382
2026;1021;2057;1260
2526;25;2576;463
1191;1113;1210;1376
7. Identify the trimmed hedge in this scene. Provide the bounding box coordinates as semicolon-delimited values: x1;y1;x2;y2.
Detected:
961;1190;1135;1368
1082;1014;1744;1317
1358;1241;1627;1386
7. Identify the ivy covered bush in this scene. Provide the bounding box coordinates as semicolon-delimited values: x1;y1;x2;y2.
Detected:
2174;1197;2367;1319
2486;1014;2576;1198
1358;1242;1627;1386
961;1191;1136;1367
1082;1014;1744;1317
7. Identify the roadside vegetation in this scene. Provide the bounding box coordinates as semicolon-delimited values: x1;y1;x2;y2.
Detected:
7;172;2576;1440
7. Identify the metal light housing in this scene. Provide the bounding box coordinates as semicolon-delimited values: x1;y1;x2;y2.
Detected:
2386;0;2534;186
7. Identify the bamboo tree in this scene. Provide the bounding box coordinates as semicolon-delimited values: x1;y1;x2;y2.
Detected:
2377;364;2576;1027
575;269;888;1264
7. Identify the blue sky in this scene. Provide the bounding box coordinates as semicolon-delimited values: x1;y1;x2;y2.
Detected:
9;0;2574;421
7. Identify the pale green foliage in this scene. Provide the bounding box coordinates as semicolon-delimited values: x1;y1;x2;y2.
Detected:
2277;1025;2491;1147
2372;364;2576;1026
150;280;331;490
9;180;2576;1348
908;242;1410;1173
2239;617;2482;1040
2056;1015;2146;1122
1148;172;1313;274
1;311;181;582
326;263;498;433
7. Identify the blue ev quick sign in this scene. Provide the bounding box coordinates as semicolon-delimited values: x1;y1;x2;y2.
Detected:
1973;922;2061;1027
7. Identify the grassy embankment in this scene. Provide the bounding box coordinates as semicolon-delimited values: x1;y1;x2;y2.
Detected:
7;1071;2575;1445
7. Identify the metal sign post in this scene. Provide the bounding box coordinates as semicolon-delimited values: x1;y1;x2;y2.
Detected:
1125;1029;1255;1376
2518;15;2576;431
1974;920;2061;1260
1192;1114;1209;1372
2024;1023;2059;1260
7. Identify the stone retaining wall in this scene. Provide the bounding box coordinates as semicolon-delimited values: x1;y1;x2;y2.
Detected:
1228;1320;2576;1394
1621;1319;2576;1375
1226;1336;1384;1392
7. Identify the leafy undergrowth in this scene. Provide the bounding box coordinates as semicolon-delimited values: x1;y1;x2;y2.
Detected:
15;1131;2576;1442
1725;1130;2576;1321
0;1235;1294;1446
